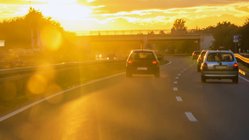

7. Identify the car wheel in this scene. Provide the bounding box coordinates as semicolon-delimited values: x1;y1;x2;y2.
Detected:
201;76;206;83
232;76;238;84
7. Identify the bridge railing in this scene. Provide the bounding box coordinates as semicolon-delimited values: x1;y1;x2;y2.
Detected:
79;29;199;36
86;30;170;36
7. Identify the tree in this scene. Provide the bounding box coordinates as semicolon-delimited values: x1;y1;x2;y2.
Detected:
171;19;187;34
203;21;239;50
159;30;166;35
0;7;64;49
240;19;249;51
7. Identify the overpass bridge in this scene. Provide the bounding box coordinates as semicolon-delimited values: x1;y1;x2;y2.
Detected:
79;33;214;50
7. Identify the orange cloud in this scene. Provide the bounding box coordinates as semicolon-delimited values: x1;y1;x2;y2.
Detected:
1;1;249;33
81;0;249;13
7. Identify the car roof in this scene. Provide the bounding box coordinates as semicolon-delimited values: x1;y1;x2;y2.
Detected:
206;50;233;53
131;49;155;53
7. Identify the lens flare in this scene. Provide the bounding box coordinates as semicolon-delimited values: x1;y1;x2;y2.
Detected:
40;27;62;51
27;64;56;95
27;73;48;95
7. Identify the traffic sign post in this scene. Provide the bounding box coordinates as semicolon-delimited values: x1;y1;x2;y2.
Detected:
233;35;240;53
233;35;240;43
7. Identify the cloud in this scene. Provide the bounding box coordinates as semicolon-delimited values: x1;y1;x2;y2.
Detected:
1;0;249;32
79;0;249;13
0;3;29;19
87;2;249;31
0;0;44;4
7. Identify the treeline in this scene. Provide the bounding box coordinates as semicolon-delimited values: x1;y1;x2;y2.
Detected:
199;21;249;52
0;8;64;48
0;8;86;64
171;19;249;52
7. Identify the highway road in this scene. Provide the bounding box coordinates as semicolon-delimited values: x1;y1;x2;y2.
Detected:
0;56;249;140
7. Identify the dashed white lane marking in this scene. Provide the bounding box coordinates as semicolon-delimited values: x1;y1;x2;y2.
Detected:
174;81;178;84
178;73;181;76
185;112;198;122
173;87;178;92
176;96;183;102
161;75;167;78
239;75;249;83
0;72;125;122
175;77;179;80
166;61;172;65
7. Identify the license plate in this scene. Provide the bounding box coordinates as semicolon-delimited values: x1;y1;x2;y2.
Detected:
137;67;148;70
215;65;227;70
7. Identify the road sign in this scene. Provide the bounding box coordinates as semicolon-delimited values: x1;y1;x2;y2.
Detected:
233;35;240;43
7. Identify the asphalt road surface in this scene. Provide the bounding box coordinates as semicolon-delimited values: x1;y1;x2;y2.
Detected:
1;56;249;140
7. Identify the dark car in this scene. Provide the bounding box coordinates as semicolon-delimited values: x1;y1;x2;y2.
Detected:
197;50;207;72
200;50;238;83
126;49;160;77
192;50;200;60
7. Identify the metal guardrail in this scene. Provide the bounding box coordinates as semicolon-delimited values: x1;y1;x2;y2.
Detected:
234;53;249;64
0;60;124;78
235;53;249;77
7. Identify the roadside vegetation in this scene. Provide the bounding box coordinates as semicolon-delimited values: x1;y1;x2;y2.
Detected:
0;61;125;115
0;8;88;68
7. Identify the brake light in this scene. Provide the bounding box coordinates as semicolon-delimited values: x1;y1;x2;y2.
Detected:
152;60;158;65
233;63;238;69
127;60;133;64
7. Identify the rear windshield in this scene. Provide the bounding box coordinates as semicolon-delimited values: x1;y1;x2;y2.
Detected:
130;52;156;60
207;52;234;62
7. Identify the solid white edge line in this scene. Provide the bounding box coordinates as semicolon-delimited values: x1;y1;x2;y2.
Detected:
166;61;172;65
239;75;249;83
185;112;198;122
173;87;178;92
0;72;125;122
176;96;183;102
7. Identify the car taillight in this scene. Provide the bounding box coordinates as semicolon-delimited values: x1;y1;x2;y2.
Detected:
127;60;133;64
233;63;238;69
152;60;158;65
202;63;208;71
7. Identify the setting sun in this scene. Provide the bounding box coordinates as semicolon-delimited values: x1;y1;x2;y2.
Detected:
1;0;249;33
29;0;93;31
33;0;93;20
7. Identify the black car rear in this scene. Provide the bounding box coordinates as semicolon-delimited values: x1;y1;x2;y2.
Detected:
126;49;160;77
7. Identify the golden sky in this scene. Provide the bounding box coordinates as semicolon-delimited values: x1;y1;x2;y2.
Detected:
1;0;249;34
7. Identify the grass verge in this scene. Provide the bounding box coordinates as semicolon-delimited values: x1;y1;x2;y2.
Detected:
0;61;125;116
